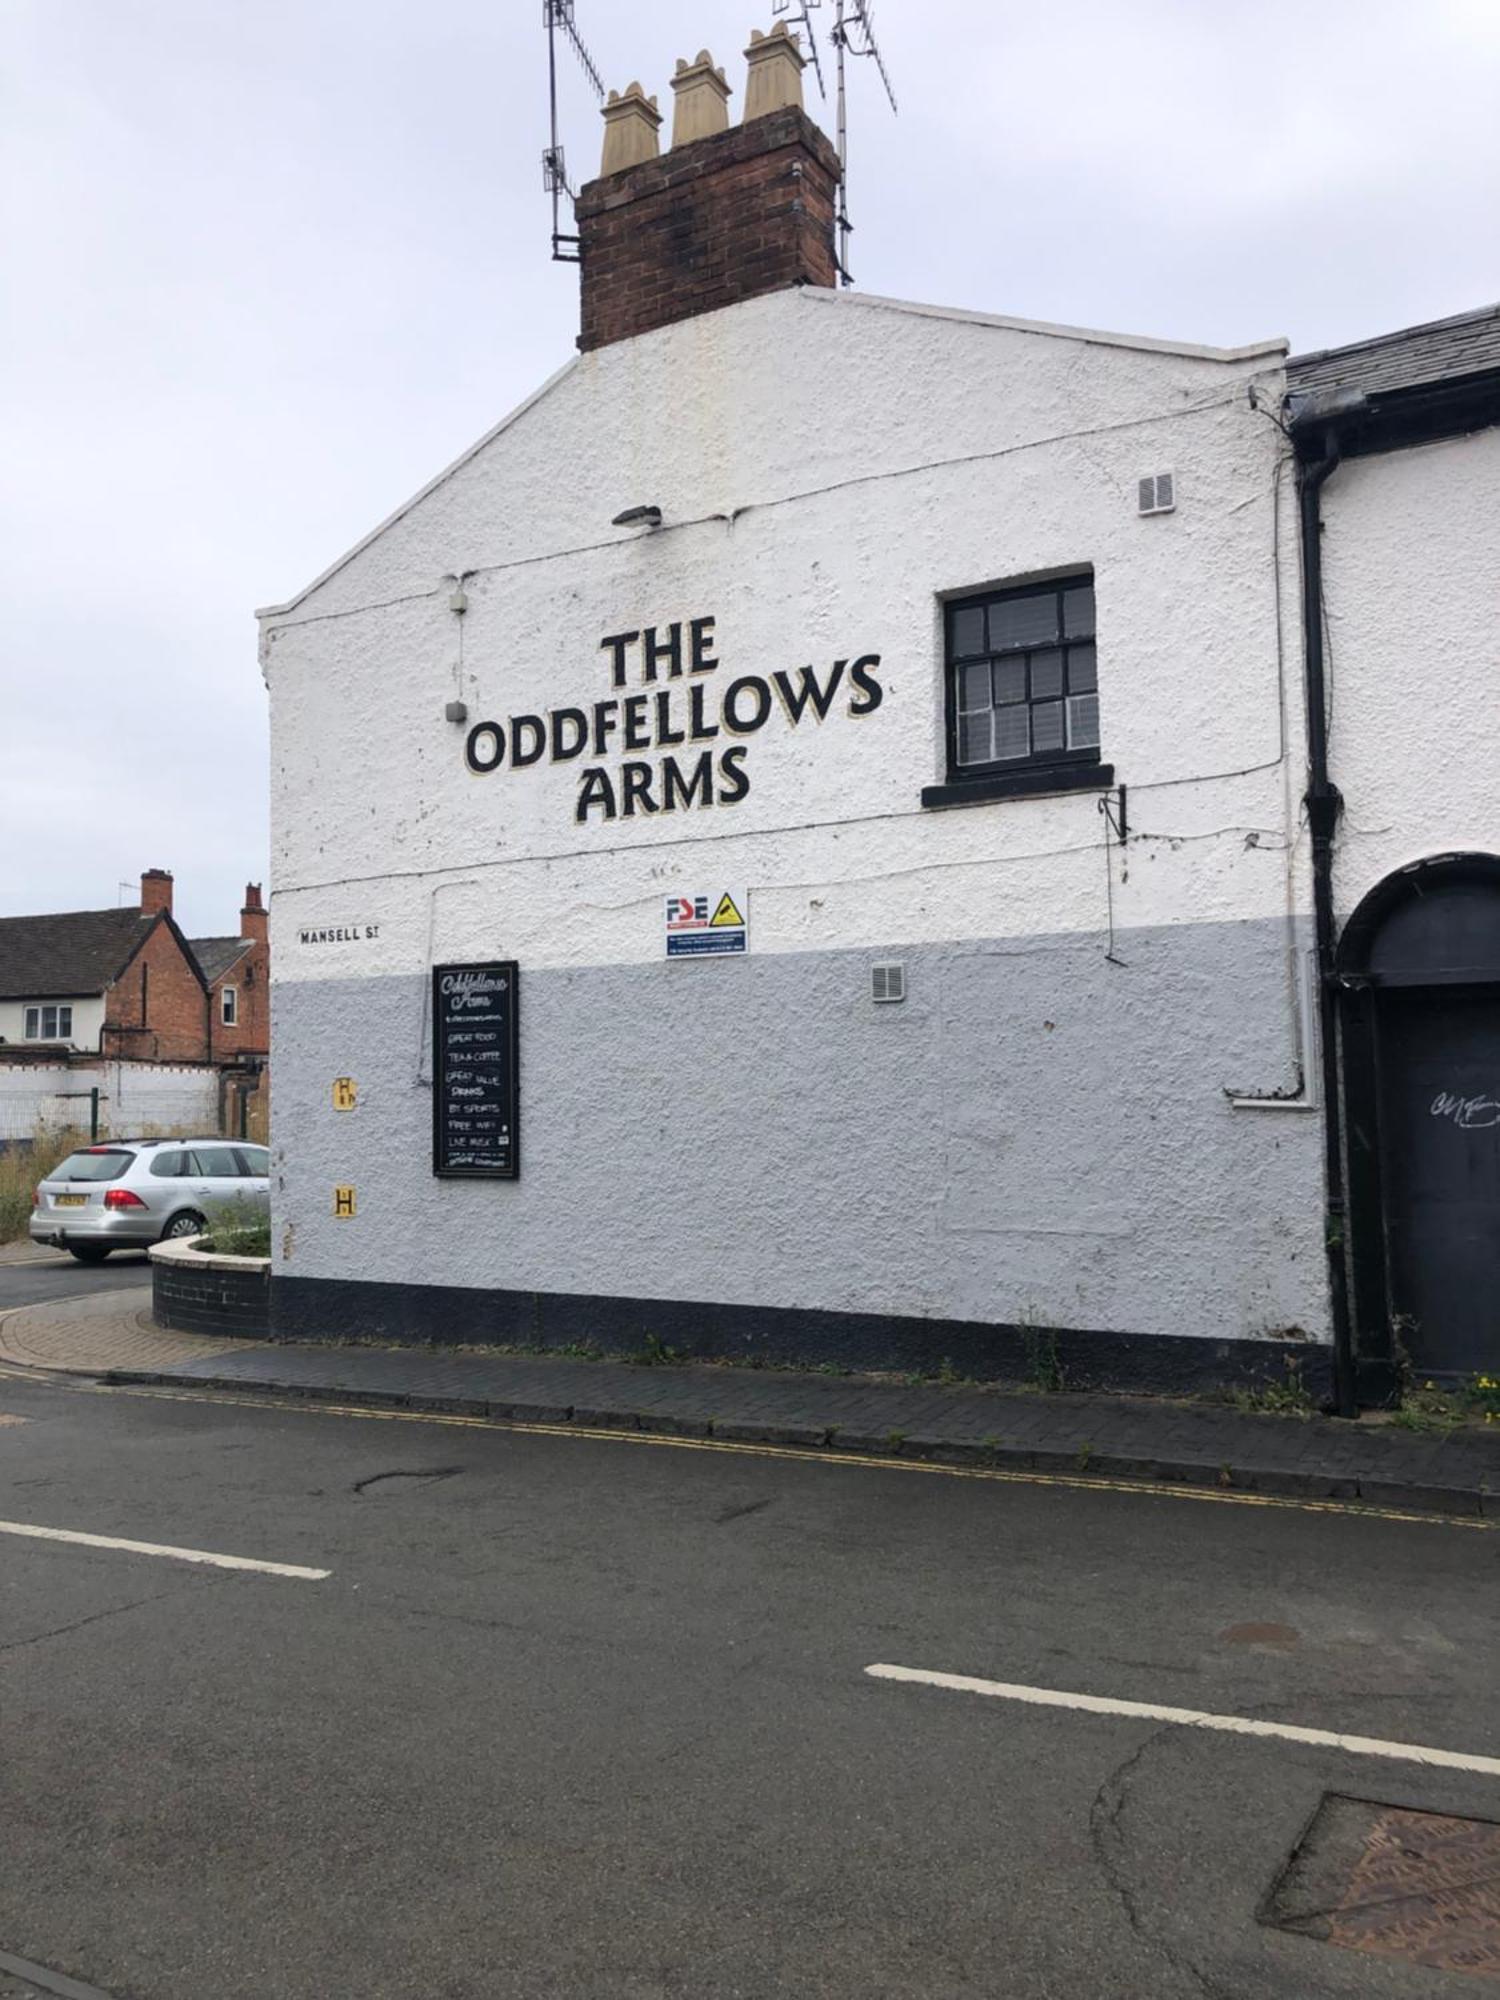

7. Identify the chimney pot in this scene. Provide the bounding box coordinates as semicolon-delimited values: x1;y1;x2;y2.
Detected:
670;48;731;148
600;80;662;176
743;21;806;121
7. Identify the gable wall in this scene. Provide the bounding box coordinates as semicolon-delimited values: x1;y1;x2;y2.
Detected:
103;921;207;1064
262;291;1327;1377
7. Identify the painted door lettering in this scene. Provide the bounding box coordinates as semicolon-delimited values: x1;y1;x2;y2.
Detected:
1430;1090;1500;1129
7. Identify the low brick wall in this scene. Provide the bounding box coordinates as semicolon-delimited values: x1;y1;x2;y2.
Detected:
149;1238;270;1340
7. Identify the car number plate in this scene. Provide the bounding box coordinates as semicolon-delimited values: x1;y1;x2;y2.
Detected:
54;1193;87;1207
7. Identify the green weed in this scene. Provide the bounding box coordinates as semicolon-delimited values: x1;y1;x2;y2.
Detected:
1022;1327;1065;1393
0;1124;88;1243
1230;1356;1313;1419
627;1331;682;1368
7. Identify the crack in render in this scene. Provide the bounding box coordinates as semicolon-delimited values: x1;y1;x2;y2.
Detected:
1087;1724;1236;2000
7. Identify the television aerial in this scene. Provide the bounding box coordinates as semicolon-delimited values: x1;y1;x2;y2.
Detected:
542;3;896;282
541;0;605;263
773;0;898;283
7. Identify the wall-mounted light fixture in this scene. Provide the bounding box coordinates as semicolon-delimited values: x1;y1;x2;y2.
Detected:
612;504;663;529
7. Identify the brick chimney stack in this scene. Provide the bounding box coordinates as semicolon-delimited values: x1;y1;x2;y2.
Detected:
240;882;267;945
576;23;840;353
140;868;174;917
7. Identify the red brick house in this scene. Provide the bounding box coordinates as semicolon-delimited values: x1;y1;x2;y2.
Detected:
188;884;270;1134
189;885;269;1064
0;869;269;1133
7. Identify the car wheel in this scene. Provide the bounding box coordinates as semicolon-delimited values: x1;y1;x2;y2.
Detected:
163;1211;205;1241
67;1244;112;1264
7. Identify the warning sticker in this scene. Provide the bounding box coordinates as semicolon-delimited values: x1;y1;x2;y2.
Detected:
665;888;749;959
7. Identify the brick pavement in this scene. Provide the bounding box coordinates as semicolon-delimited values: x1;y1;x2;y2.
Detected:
0;1289;245;1374
2;1288;1497;1517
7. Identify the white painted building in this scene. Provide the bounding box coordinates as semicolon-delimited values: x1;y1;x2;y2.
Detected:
1285;306;1500;1398
262;36;1341;1394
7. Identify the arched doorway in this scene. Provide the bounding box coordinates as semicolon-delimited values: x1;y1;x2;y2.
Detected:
1338;854;1500;1389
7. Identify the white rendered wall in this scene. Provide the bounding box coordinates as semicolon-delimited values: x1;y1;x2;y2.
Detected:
1321;426;1500;921
0;997;105;1051
0;1061;217;1143
262;286;1328;1349
263;289;1306;985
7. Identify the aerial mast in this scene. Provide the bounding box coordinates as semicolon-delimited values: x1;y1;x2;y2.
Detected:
777;0;897;284
541;0;605;263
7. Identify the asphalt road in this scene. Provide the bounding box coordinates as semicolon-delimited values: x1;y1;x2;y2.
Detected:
0;1251;151;1312
0;1368;1497;2000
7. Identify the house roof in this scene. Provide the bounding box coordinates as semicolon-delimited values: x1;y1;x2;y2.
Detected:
190;936;251;984
0;907;156;1002
1288;303;1500;402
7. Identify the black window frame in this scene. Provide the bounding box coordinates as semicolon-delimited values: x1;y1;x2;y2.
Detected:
924;573;1112;811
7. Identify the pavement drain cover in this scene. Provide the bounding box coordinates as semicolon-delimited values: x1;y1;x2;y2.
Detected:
1263;1792;1500;1981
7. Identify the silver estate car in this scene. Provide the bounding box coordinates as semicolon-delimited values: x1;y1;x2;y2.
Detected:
30;1138;270;1262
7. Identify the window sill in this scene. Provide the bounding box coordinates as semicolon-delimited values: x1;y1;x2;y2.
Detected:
920;762;1115;811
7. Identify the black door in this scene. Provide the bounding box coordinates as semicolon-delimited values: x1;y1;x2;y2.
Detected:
1379;984;1500;1376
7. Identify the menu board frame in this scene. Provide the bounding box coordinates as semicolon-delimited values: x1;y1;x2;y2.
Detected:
431;960;520;1180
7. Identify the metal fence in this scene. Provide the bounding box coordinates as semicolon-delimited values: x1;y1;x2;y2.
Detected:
0;1063;267;1152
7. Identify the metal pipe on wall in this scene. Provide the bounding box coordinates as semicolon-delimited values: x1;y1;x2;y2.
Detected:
1296;424;1355;1417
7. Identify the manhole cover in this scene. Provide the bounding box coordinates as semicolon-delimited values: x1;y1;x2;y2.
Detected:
1263;1793;1500;1981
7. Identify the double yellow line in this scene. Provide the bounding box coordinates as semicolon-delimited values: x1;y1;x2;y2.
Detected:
2;1363;1485;1531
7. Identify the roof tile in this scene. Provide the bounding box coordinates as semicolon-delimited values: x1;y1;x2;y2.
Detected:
1288;302;1500;402
0;908;155;1001
190;936;251;984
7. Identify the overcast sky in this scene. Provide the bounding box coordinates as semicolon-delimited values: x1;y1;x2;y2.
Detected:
4;0;1496;940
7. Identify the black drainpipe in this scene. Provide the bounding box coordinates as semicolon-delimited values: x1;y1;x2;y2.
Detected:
1297;424;1355;1417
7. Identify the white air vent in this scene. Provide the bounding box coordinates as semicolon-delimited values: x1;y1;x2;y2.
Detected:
872;962;906;1004
1138;471;1175;516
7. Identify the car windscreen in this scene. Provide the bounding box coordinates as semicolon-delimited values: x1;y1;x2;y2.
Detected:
46;1149;134;1183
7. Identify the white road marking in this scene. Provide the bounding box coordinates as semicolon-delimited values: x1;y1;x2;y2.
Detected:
0;1943;119;1999
865;1664;1500;1779
0;1518;329;1580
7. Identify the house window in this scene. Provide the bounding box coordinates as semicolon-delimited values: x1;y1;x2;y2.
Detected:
221;986;238;1026
24;1004;73;1041
946;574;1101;781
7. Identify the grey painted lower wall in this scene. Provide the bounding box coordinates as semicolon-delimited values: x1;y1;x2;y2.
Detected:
269;918;1329;1367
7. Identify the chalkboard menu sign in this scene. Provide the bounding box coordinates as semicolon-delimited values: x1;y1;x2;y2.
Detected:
431;961;519;1179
